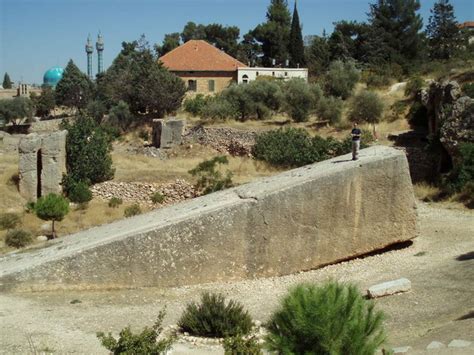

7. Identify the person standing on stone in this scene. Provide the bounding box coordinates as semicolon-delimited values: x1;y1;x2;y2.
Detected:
351;122;362;160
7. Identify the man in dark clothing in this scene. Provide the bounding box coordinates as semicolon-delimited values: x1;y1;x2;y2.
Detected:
351;122;361;160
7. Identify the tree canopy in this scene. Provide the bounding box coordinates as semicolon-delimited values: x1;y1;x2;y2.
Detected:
55;59;95;109
288;2;305;67
426;0;462;60
2;73;12;89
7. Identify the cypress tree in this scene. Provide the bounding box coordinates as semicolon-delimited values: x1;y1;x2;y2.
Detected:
426;0;462;60
55;59;94;110
2;73;12;89
288;1;305;67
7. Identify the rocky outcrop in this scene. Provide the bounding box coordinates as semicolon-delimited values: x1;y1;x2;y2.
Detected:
0;146;417;292
421;80;474;164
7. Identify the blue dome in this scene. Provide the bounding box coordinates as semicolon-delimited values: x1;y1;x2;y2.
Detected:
43;66;64;87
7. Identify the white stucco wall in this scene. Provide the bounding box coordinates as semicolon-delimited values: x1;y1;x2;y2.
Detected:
237;67;308;84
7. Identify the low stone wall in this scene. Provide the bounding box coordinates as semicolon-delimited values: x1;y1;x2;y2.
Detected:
0;146;417;292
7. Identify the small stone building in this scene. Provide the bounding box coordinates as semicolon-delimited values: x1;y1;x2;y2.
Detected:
159;40;248;94
19;131;67;202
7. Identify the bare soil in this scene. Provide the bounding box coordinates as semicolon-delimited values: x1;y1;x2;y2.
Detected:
0;202;472;354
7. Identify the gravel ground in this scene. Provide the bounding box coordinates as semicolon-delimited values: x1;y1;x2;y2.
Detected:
0;202;472;354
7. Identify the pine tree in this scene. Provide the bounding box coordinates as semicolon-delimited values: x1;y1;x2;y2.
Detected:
426;0;461;60
55;60;94;109
2;73;12;89
253;0;291;66
288;1;305;67
367;0;423;68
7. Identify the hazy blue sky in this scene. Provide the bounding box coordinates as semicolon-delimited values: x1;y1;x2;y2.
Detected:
1;0;473;84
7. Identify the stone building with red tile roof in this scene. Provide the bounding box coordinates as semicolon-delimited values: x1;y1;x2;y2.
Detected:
159;40;247;94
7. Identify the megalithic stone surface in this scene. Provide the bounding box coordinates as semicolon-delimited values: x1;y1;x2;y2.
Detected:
0;146;417;292
367;278;412;298
152;118;185;148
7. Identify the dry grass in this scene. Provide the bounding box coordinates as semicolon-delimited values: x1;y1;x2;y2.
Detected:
413;182;442;202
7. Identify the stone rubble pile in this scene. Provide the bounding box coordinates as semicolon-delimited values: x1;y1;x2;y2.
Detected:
91;179;198;207
183;125;258;156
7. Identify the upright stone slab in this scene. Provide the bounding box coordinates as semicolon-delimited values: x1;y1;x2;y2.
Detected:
18;131;67;202
152;118;185;148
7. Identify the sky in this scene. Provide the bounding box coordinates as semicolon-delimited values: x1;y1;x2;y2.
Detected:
1;0;473;84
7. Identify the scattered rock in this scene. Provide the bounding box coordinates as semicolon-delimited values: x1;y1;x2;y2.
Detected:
183;125;258;156
392;346;412;353
426;341;445;349
448;339;472;348
36;236;48;242
40;223;50;232
367;278;411;298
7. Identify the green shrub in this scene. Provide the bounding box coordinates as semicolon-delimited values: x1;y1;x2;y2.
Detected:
138;129;149;141
61;115;115;185
324;60;361;99
316;95;343;124
223;334;262;355
443;143;474;193
97;310;174;355
283;79;313;122
252;128;347;168
458;181;474;209
108;197;123;208
35;193;69;239
461;83;474;98
184;94;209;116
86;100;107;123
124;204;142;218
0;213;21;230
349;90;384;128
189;156;233;194
25;201;36;214
178;292;253;338
151;192;165;204
108;100;134;131
309;83;323;109
365;72;391;88
5;229;33;248
201;96;238;120
67;180;93;204
266;281;386;354
405;75;424;98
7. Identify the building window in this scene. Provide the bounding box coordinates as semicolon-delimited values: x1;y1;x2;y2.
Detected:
256;72;259;76
242;74;249;84
188;80;197;92
285;72;288;76
272;72;275;76
208;80;215;92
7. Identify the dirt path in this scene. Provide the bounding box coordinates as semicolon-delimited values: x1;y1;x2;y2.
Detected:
0;202;473;354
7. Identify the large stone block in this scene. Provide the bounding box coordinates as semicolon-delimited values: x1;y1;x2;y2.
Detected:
152;118;185;148
0;146;417;292
18;131;67;202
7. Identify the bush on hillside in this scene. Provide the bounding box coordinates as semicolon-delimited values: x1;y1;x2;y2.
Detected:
0;213;21;230
461;83;474;98
108;197;123;208
61;115;115;185
201;96;238;120
266;281;386;354
283;79;313;122
184;94;209;116
97;310;174;355
5;229;33;249
316;95;343;124
405;75;425;98
442;143;474;194
86;100;107;123
348;91;384;128
151;191;165;204
188;156;233;194
324;60;360;99
66;180;93;204
365;71;392;89
124;204;142;218
35;193;69;239
309;83;324;108
108;100;134;131
178;292;253;338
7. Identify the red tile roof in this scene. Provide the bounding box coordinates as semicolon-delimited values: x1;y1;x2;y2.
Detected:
159;40;247;72
459;21;474;29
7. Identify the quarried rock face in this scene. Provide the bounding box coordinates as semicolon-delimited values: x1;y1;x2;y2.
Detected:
18;131;67;202
0;146;417;292
152;118;185;148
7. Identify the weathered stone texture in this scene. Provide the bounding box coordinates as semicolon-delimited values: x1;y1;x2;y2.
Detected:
18;131;67;202
152;118;185;148
0;146;417;292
